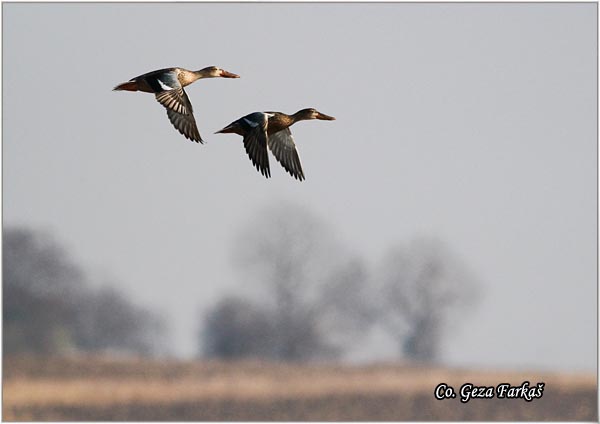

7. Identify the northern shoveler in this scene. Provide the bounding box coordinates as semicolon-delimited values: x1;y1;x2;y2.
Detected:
114;66;240;143
215;108;335;181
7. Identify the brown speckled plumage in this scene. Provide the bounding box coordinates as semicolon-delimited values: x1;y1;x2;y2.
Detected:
216;109;335;181
114;66;239;143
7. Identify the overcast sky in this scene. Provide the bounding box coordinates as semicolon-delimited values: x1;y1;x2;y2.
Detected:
3;3;597;372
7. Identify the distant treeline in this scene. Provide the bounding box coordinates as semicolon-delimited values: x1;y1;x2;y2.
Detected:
200;202;481;363
4;203;480;362
4;227;166;356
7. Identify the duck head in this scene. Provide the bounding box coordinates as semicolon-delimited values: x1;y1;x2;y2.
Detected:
196;66;240;78
293;108;336;122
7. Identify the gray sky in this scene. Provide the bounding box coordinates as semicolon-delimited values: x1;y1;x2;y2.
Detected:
3;3;597;372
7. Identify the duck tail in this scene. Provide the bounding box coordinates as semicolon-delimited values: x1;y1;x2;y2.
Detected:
113;80;138;91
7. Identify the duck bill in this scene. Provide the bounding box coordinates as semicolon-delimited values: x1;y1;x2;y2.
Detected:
316;112;335;120
219;69;240;78
215;123;235;134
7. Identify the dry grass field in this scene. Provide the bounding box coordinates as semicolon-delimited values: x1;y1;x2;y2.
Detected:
3;355;596;421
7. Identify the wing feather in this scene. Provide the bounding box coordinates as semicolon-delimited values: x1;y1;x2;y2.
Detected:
267;128;305;181
242;114;270;178
155;88;202;143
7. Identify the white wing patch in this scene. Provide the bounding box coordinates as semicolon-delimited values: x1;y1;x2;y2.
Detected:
158;79;173;91
243;117;260;128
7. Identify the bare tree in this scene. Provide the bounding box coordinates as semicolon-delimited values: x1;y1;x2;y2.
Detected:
4;227;85;354
378;236;480;362
4;226;166;356
225;202;372;362
74;285;168;356
317;257;378;351
202;297;276;359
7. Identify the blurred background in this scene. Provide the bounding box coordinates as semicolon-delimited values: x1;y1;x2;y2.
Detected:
3;2;597;421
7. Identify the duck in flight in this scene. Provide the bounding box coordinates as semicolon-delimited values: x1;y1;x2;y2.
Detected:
215;109;335;181
113;66;240;143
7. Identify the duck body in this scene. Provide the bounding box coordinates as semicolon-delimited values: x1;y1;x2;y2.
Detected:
216;109;335;181
122;67;186;93
115;67;212;93
114;66;239;143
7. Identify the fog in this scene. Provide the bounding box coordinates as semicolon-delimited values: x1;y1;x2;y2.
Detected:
3;3;596;371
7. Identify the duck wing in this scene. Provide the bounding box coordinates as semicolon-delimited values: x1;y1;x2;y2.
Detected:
267;128;305;181
155;88;203;143
241;113;270;178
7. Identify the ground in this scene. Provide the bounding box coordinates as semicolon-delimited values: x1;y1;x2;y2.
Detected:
3;355;596;421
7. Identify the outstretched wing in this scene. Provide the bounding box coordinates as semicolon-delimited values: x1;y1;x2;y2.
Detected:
155;88;203;143
241;113;270;178
267;128;305;181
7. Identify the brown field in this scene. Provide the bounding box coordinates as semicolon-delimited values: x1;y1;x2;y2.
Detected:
3;355;596;421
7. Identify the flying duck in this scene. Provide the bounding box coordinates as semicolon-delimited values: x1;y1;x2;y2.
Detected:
215;109;335;181
114;66;240;143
